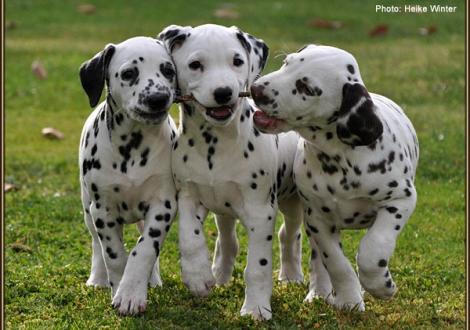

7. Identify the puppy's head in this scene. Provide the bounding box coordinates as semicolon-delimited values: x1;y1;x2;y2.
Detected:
251;45;383;146
79;36;176;125
158;24;269;126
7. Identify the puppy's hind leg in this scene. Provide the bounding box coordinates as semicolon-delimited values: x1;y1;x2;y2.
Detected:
357;194;416;300
278;195;304;283
304;232;333;304
212;214;238;286
84;207;109;288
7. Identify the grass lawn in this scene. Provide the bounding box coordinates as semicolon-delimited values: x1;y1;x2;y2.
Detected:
4;0;465;328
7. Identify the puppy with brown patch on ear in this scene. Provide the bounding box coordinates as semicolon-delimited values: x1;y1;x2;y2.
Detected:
251;44;419;312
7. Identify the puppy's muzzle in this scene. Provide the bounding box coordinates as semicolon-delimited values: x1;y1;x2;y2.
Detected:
213;87;233;105
145;92;171;112
250;84;271;106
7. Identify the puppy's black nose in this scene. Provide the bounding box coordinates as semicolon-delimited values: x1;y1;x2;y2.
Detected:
145;93;170;111
213;87;233;105
250;84;270;105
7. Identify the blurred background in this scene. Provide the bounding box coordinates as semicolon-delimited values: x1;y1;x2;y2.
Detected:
4;1;465;328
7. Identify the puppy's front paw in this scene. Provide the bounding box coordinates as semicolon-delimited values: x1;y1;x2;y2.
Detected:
86;273;110;288
182;267;216;297
278;265;304;283
240;303;272;321
112;282;148;315
304;289;334;305
212;263;233;286
333;294;365;312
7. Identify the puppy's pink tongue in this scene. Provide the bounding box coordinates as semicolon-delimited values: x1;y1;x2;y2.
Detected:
208;106;231;119
253;110;281;129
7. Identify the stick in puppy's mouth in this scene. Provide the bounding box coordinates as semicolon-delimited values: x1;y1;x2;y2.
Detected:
174;91;251;103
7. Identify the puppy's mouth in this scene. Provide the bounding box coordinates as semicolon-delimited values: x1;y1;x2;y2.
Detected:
253;110;285;130
133;109;168;123
190;96;235;122
205;105;234;121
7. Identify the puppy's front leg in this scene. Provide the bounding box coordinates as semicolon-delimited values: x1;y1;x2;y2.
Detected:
357;194;416;300
89;201;127;297
178;193;215;296
240;205;276;321
112;198;176;315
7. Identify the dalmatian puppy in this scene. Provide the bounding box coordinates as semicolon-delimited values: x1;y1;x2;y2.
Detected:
250;45;418;311
158;24;303;320
78;37;178;315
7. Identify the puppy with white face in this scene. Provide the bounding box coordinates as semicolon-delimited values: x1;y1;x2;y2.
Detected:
251;45;419;311
162;24;267;126
79;37;178;315
159;24;303;320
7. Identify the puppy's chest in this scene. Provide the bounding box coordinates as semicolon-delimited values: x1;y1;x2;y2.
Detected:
95;182;175;223
81;123;175;215
173;129;277;186
83;123;173;179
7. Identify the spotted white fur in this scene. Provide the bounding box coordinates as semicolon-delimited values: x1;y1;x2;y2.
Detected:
251;45;419;311
78;37;178;315
159;24;303;320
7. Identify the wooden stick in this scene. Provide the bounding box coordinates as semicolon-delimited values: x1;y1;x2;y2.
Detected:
175;91;251;103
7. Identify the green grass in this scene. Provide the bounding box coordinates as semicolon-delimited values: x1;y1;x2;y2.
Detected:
4;0;465;328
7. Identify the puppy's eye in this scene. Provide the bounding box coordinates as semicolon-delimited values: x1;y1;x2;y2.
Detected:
121;68;138;81
233;58;244;67
160;62;175;79
189;61;202;70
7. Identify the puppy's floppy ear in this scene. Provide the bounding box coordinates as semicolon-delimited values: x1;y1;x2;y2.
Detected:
296;44;310;53
79;44;115;108
336;83;383;147
231;26;269;87
157;24;192;53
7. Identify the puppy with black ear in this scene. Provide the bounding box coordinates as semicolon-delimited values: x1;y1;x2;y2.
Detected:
78;37;178;315
251;45;419;311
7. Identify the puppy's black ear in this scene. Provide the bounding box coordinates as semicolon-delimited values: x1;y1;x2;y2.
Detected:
296;44;310;53
336;83;383;146
231;26;269;87
157;25;192;52
79;44;115;108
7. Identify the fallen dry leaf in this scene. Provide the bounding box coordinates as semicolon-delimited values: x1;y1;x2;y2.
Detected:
308;19;343;29
77;3;96;15
419;25;437;36
42;127;65;140
214;6;240;19
369;24;389;37
6;21;17;30
4;183;18;192
9;238;33;253
31;60;47;80
10;243;32;253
